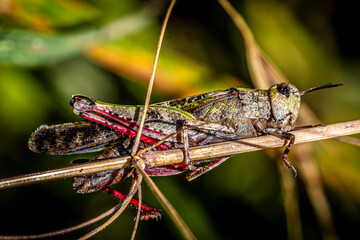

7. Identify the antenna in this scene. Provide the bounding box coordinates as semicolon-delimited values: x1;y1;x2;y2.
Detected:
300;83;343;96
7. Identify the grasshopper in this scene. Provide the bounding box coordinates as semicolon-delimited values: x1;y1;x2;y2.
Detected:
28;82;341;220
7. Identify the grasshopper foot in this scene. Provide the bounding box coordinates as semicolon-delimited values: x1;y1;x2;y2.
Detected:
282;154;297;177
138;209;163;221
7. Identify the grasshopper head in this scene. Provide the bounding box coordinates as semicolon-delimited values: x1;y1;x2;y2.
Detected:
70;94;96;115
268;82;343;128
268;83;301;127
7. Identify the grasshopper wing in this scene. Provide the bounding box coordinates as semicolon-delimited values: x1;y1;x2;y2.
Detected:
28;121;121;155
157;88;239;109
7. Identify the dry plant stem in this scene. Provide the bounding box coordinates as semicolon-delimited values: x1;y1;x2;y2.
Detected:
78;174;142;240
295;145;339;240
131;183;142;240
133;160;196;240
128;0;193;238
277;159;302;240
143;119;360;167
217;0;254;44
217;0;287;88
131;0;176;156
0;119;359;190
0;157;130;190
296;117;338;240
0;202;124;239
336;136;360;147
216;1;340;239
0;179;141;240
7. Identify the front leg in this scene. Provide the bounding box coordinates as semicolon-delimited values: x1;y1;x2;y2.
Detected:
262;127;297;176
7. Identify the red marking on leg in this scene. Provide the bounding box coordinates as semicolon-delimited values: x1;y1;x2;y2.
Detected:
92;107;170;139
145;162;189;176
78;111;169;150
91;107;171;150
103;187;162;220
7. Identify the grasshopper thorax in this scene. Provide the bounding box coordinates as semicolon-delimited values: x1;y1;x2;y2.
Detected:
268;83;301;129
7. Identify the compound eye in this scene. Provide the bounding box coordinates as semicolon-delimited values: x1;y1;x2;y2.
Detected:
277;83;290;98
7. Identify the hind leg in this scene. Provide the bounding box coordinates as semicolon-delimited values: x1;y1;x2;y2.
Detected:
103;187;162;221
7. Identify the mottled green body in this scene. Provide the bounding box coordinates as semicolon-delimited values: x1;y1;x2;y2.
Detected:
156;83;300;142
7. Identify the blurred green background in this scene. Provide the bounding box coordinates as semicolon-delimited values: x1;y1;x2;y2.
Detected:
0;0;359;239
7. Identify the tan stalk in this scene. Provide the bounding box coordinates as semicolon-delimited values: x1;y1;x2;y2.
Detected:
78;174;142;240
215;1;343;239
217;0;287;88
336;136;360;147
0;119;359;191
0;201;124;239
277;158;302;240
126;0;196;238
131;181;142;240
295;144;339;240
0;176;143;239
133;159;196;240
130;0;176;156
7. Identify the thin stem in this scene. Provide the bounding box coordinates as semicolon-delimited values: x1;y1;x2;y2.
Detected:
0;158;131;190
133;159;196;240
0;202;124;239
336;136;360;147
131;0;177;156
217;0;287;88
141;119;360;166
131;176;142;240
78;174;142;240
217;0;255;46
277;159;302;240
127;0;192;238
0;119;359;190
